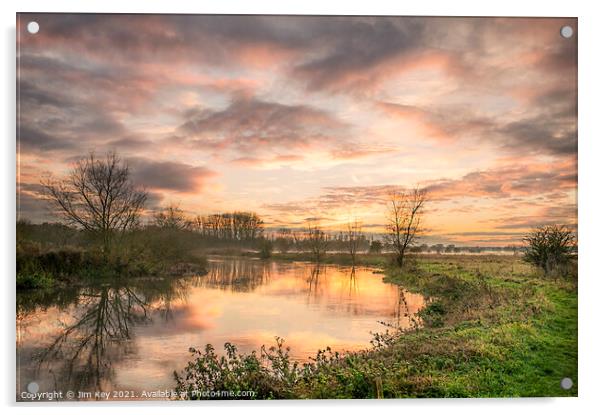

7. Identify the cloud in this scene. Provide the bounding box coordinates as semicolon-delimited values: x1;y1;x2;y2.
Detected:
128;158;217;193
18;125;76;151
18;14;309;69
176;96;350;154
497;114;577;156
291;17;429;92
263;161;576;222
376;101;494;143
423;162;576;201
230;154;304;167
107;136;154;150
16;183;54;222
489;206;577;231
377;97;576;157
329;146;396;160
17;192;52;222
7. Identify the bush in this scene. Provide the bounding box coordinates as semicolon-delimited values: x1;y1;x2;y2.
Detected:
274;237;291;253
16;269;54;289
258;239;273;259
369;240;383;254
174;338;299;399
523;225;576;277
418;301;446;328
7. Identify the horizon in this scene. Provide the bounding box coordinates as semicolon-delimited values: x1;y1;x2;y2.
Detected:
16;14;577;246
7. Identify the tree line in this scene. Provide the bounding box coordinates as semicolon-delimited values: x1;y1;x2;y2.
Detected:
36;151;427;266
35;151;575;276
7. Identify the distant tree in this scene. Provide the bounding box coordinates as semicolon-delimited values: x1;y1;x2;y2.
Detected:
385;187;427;268
368;240;383;254
275;228;293;253
42;152;147;256
306;222;329;262
523;225;576;276
346;219;363;265
153;205;191;230
341;219;363;265
258;238;273;259
16;219;33;249
193;211;263;241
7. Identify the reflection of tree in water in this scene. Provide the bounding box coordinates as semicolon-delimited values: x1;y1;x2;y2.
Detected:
380;287;420;330
192;259;271;292
35;286;147;392
347;266;358;297
306;265;362;313
306;263;322;298
19;278;188;394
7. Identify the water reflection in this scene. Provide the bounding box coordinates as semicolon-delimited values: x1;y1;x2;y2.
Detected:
194;258;271;291
18;278;188;396
306;263;321;298
17;257;425;400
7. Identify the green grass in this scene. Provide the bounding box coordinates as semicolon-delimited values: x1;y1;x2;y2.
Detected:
175;254;577;398
370;255;578;397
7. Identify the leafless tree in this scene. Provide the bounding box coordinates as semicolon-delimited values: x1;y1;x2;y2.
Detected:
193;211;263;241
42;152;147;255
306;221;329;262
385;187;427;268
153;205;192;230
347;219;363;265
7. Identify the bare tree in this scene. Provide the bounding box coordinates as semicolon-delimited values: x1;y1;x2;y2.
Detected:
347;219;363;265
385;187;427;268
306;222;329;262
192;211;263;241
42;152;147;256
153;205;191;230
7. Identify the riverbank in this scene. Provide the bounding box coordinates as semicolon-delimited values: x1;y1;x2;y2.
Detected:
174;253;577;398
16;247;208;289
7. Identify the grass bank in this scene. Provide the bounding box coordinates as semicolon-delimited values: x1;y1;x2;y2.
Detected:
16;245;207;289
174;254;577;399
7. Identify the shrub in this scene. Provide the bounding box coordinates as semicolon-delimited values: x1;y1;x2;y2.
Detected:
16;269;54;289
274;237;292;253
523;225;576;277
258;239;273;259
418;301;446;328
174;338;299;399
369;240;383;254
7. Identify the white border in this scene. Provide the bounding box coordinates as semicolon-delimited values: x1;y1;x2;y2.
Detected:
3;1;601;414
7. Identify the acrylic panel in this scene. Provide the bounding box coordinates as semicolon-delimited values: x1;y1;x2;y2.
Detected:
16;14;578;401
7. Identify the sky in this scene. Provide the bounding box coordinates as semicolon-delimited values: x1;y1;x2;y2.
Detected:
16;14;577;246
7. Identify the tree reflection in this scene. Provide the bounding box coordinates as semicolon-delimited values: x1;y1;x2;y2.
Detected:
347;266;358;296
306;263;321;298
193;259;271;292
24;278;188;394
393;287;420;330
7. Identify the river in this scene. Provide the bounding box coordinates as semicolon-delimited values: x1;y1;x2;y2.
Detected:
16;257;425;400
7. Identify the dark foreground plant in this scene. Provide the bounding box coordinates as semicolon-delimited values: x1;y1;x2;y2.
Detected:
174;337;301;399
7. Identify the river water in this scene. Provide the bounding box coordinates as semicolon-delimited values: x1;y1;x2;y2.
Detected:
16;257;425;400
